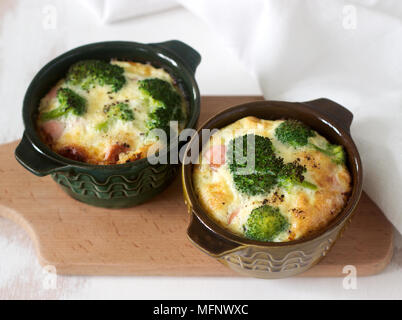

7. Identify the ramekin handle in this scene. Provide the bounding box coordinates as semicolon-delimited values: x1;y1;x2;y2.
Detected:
150;40;201;74
301;98;353;134
187;214;240;257
15;134;67;177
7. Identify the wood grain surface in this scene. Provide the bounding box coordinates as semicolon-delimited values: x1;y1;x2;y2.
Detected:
0;96;394;277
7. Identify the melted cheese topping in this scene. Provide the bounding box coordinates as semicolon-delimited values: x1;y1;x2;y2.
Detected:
37;61;187;164
193;116;351;242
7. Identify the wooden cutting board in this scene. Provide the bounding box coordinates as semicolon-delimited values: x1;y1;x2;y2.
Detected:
0;96;394;277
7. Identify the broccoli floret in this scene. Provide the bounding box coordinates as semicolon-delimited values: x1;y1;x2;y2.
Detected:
244;205;289;241
138;78;181;106
227;134;317;195
66;60;126;92
227;134;281;195
40;88;86;121
138;78;183;133
231;172;278;196
104;103;134;121
312;143;346;165
96;102;134;132
275;119;315;147
277;161;318;191
275;119;346;165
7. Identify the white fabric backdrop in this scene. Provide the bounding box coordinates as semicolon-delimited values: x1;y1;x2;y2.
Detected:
82;0;179;23
85;0;402;235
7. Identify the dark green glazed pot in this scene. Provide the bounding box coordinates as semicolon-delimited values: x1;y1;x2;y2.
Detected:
15;40;201;208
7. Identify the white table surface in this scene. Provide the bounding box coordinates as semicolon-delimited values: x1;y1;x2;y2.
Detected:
0;0;401;300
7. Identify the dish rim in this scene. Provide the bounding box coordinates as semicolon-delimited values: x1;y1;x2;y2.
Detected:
22;40;201;170
182;99;363;248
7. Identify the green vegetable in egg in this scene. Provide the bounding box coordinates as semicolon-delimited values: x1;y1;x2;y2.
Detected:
244;205;289;241
40;88;87;121
96;102;134;132
227;134;279;195
66;60;126;92
274;119;346;165
277;161;318;191
274;119;315;148
227;134;317;196
138;78;184;134
311;143;345;165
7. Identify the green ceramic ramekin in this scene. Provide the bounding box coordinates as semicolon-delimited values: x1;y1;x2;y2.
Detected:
182;98;363;278
15;40;201;208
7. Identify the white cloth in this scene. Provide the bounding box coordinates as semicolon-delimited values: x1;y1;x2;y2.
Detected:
82;0;179;23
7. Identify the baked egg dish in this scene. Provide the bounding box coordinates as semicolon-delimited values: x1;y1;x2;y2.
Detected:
193;116;352;242
37;59;187;165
